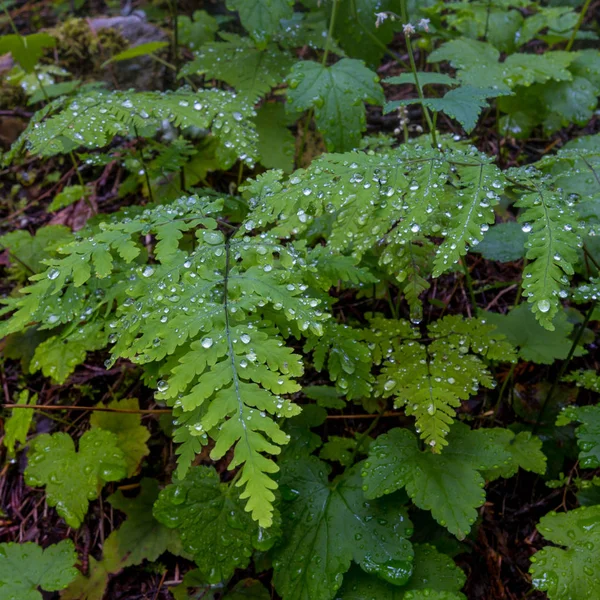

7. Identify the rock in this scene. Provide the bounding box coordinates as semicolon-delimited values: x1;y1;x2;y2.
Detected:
88;14;169;90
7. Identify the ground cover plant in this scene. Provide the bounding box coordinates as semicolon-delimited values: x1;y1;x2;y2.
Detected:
0;0;599;598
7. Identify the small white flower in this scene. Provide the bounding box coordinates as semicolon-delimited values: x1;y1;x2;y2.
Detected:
403;22;416;36
419;18;431;32
375;12;388;28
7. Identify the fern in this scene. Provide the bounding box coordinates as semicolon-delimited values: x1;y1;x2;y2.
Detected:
2;194;327;528
509;168;582;329
369;315;516;449
9;88;259;168
244;138;504;313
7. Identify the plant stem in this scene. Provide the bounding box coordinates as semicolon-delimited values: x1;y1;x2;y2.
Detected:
566;0;593;51
533;300;597;434
322;0;339;65
494;362;516;417
350;410;383;464
461;259;478;315
2;403;171;414
133;124;155;204
399;0;438;147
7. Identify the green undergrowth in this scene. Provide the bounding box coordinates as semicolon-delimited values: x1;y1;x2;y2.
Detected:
0;1;599;599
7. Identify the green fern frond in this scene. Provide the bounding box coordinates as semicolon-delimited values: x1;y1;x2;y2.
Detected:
245;138;505;317
510;170;581;329
306;322;374;399
373;316;516;450
11;88;258;168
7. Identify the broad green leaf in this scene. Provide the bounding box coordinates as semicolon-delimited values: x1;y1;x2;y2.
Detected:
3;389;35;456
336;544;466;599
107;479;183;567
287;59;384;151
226;0;294;45
60;557;110;600
539;76;599;132
331;0;396;66
255;102;295;172
102;41;169;66
25;429;127;527
480;430;547;480
90;398;150;477
170;576;268;600
319;436;360;466
0;540;78;600
28;80;81;105
153;466;264;583
30;320;107;384
0;225;71;275
0;32;56;72
180;33;294;102
47;185;89;212
485;304;585;364
226;579;271;599
530;505;600;599
556;404;600;469
363;425;513;539
387;87;509;133
273;457;414;600
473;221;527;262
178;10;219;50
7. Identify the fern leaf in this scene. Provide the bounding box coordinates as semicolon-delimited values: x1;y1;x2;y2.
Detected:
511;170;581;329
429;39;575;91
563;369;600;394
306;322;374;399
287;58;384;151
13;88;258;168
35;198;326;527
375;316;515;450
557;404;600;469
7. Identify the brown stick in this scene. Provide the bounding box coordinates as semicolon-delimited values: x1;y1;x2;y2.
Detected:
2;404;171;414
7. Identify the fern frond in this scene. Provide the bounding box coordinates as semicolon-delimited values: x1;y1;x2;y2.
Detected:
12;88;258;168
245;138;506;318
373;316;516;450
306;322;374;399
511;169;581;329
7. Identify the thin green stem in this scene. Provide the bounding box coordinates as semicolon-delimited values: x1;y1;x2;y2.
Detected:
533;300;596;434
566;0;593;51
133;124;155;204
461;259;478;315
494;362;516;417
322;0;339;65
350;411;383;465
296;109;314;167
399;0;438;147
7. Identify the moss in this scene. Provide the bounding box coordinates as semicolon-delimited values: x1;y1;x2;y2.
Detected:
49;18;128;77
